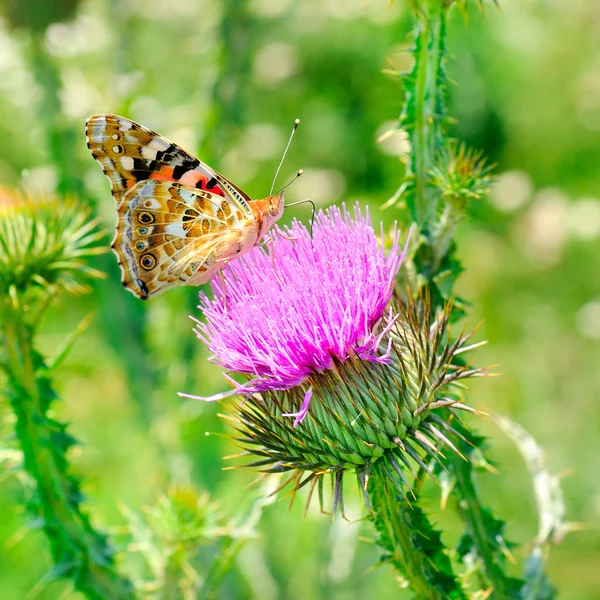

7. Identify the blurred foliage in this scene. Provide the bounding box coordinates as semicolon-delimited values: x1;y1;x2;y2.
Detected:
0;0;82;34
0;0;598;599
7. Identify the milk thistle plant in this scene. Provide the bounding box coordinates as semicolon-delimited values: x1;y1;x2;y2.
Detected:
0;191;134;599
185;1;569;599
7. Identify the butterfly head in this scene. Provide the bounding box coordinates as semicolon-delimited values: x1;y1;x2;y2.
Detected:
267;191;285;219
261;192;285;231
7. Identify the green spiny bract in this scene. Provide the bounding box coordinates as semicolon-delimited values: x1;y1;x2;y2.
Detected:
0;190;105;301
225;295;485;514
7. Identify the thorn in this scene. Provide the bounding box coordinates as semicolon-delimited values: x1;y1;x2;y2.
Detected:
428;413;473;446
453;340;488;355
412;429;445;457
392;436;406;450
332;470;344;519
357;467;372;511
404;443;438;484
450;402;489;418
303;476;319;518
423;422;467;462
387;453;414;495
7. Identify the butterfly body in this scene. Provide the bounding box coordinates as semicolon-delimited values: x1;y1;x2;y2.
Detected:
85;114;284;299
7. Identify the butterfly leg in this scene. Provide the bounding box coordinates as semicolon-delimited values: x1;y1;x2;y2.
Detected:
267;236;286;287
275;229;297;242
255;234;273;249
216;268;228;313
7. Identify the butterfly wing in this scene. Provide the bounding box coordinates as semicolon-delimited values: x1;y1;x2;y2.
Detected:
113;179;259;299
85;114;253;211
85;113;261;298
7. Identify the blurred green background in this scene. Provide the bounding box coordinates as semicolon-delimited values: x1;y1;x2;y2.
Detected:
0;0;599;598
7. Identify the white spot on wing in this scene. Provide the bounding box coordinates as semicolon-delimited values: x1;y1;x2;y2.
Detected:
119;119;133;130
121;156;135;170
164;223;187;237
180;189;199;205
136;181;155;195
149;137;170;151
100;156;115;170
141;145;158;160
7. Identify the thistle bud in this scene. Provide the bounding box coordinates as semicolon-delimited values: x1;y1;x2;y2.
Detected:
0;190;105;301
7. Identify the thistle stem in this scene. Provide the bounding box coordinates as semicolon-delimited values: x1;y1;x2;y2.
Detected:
406;0;447;227
450;454;510;598
199;537;245;600
2;297;134;600
430;201;461;274
398;3;526;596
369;461;466;600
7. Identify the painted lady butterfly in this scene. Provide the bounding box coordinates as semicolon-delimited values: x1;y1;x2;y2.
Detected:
85;114;299;299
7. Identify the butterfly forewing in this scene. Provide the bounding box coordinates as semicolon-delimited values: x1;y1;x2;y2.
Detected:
85;114;252;211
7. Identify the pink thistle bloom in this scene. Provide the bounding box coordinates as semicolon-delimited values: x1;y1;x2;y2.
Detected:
182;204;410;424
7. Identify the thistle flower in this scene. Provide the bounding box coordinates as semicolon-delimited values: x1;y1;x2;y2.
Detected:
186;205;485;510
193;205;404;400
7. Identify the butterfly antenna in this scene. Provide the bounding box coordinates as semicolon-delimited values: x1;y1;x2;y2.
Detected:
270;118;300;196
275;169;303;196
284;198;316;237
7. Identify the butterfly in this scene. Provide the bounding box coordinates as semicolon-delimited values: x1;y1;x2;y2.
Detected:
85;114;300;299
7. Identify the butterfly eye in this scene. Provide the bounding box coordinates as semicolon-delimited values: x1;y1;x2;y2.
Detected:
138;212;155;224
140;254;156;270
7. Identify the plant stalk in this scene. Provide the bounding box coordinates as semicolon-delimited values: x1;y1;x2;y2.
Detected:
450;454;511;598
404;0;448;227
28;34;83;197
370;461;466;600
2;297;134;600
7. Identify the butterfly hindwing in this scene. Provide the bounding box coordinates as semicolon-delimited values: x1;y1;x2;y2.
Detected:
113;179;259;299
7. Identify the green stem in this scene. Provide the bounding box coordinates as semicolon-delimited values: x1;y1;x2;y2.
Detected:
430;201;460;274
160;548;186;600
199;537;246;600
399;3;532;598
2;298;134;600
450;455;510;598
404;0;448;227
522;547;554;600
200;0;255;161
370;462;467;600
